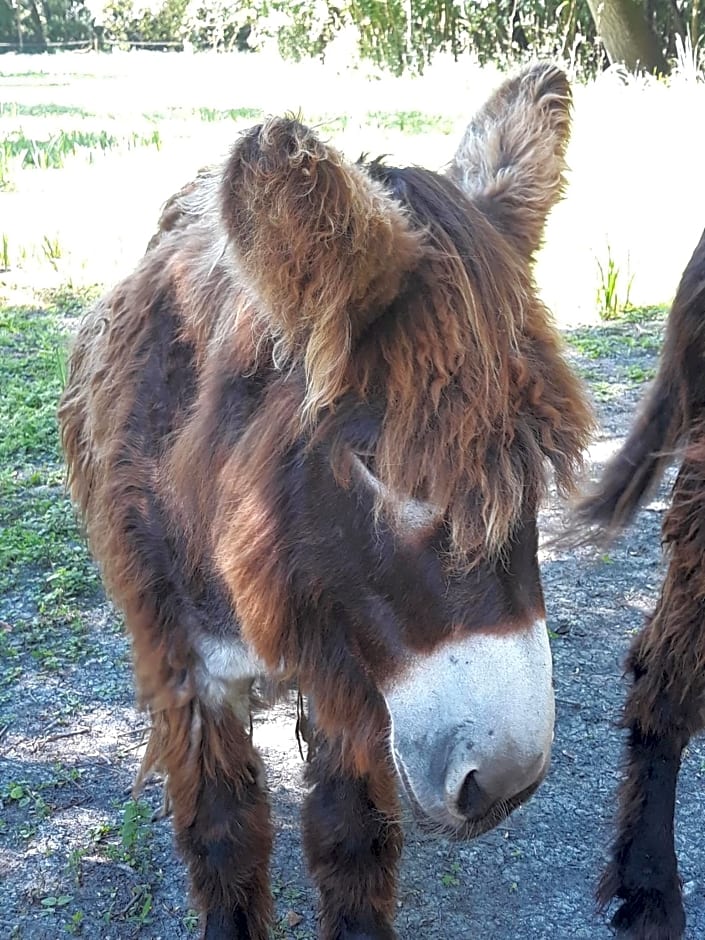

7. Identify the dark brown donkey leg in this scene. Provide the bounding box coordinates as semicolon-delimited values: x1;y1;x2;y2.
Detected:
147;700;273;939
302;735;402;940
599;450;705;940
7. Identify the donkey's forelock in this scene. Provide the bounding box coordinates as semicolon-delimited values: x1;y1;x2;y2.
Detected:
348;162;593;562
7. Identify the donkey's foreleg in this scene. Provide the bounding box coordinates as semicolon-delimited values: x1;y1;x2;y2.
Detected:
599;453;705;939
598;657;686;940
599;546;705;935
150;700;273;940
302;735;402;940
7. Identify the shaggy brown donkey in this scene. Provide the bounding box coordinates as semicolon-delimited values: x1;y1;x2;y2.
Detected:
576;227;705;940
59;64;592;940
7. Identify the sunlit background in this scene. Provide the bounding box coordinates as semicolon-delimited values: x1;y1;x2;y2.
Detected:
2;49;705;323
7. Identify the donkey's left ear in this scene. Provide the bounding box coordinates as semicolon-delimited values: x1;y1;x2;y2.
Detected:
221;119;422;413
448;64;571;261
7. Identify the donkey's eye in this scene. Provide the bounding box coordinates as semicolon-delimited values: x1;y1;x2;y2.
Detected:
354;450;377;475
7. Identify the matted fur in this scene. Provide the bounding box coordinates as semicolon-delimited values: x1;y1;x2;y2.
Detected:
575;228;705;939
59;64;593;937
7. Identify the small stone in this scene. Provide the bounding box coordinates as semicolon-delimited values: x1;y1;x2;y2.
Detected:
286;910;304;927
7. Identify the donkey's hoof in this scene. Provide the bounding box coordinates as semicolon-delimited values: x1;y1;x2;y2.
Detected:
334;913;397;940
610;886;685;940
203;907;251;940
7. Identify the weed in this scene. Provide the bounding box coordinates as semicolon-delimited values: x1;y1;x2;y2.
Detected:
596;244;634;321
2;779;51;839
65;910;84;934
42;234;63;271
119;799;153;863
0;145;24;190
123;884;154;926
40;895;73;912
1;232;9;271
440;860;461;888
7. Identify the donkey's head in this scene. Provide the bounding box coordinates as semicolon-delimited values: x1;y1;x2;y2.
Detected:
211;65;593;838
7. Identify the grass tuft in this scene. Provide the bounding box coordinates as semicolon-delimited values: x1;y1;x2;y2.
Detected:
596;244;634;321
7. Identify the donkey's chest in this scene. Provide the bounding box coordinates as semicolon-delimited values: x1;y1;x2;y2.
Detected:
194;633;268;720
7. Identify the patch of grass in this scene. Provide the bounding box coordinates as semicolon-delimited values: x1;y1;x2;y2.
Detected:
566;321;664;360
0;144;24;190
0;289;99;610
625;363;656;384
0;307;66;466
44;282;103;317
590;380;626;403
0;128;163;175
621;304;668;324
196;105;264;122
0;102;95;118
0;71;96;84
367;109;454;134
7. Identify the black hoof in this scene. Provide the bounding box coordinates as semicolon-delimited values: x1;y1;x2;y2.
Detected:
609;887;685;940
203;907;251;940
336;913;397;940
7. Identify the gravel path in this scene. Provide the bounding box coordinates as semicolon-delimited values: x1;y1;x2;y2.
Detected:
2;312;704;939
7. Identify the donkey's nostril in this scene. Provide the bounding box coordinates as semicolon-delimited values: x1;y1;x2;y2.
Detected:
455;770;494;820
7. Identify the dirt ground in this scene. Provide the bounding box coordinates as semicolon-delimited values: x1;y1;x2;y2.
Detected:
2;313;704;939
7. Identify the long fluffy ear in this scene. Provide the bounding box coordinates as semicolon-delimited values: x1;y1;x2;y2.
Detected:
221;118;423;416
448;63;571;260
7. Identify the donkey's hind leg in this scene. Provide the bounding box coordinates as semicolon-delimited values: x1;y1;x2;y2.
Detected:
302;734;402;940
599;451;705;940
148;699;273;940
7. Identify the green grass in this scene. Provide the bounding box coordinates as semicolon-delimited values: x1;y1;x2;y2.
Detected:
566;307;665;360
147;105;452;135
0;102;95;118
366;109;454;134
195;105;265;122
0;129;163;187
0;287;100;625
0;70;101;82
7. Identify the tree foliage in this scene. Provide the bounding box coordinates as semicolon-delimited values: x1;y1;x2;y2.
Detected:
0;0;703;75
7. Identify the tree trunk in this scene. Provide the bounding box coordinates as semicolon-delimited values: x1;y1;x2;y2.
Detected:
16;0;23;52
26;0;48;50
587;0;669;73
692;0;701;46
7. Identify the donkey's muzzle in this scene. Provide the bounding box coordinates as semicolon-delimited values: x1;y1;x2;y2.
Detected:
445;742;549;825
384;619;554;838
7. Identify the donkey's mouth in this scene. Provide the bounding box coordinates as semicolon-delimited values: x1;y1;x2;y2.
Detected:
393;749;542;841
